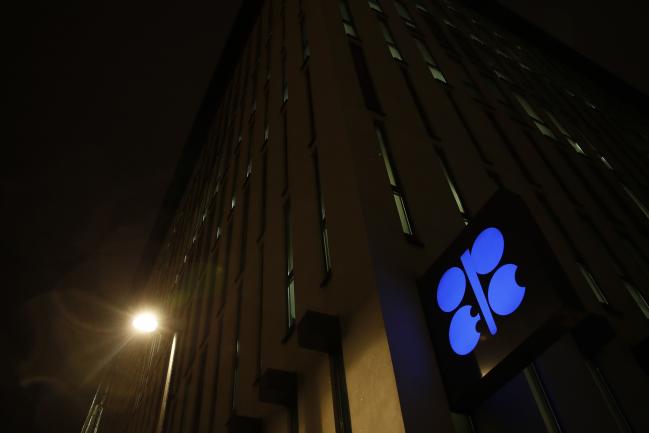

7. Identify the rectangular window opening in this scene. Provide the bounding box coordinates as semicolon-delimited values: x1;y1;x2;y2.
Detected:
622;184;649;220
285;204;296;329
379;20;403;61
348;43;382;112
439;155;469;225
375;125;415;236
368;0;383;13
577;262;609;305
624;280;649;319
339;1;358;37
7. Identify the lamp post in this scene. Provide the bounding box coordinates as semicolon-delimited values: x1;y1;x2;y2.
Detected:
80;311;178;433
130;311;178;433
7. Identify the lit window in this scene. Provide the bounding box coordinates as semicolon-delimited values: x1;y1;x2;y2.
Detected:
566;138;584;154
439;156;469;225
394;1;417;29
544;111;569;136
600;156;613;170
314;153;332;274
577;263;608;305
231;194;236;209
376;125;414;235
545;110;587;153
535;121;557;139
216;226;221;240
339;1;358;37
414;39;446;83
368;0;383;13
393;193;413;234
514;94;558;139
514;94;542;121
285;206;296;328
379;21;403;61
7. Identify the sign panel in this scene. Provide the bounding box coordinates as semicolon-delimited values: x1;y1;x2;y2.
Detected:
418;190;584;411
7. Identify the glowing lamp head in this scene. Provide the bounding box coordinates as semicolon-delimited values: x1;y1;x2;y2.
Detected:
132;312;159;334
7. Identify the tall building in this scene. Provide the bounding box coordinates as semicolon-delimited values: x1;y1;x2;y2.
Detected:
89;1;649;433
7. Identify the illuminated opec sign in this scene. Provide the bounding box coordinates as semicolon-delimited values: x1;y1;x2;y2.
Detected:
418;190;584;411
438;227;526;356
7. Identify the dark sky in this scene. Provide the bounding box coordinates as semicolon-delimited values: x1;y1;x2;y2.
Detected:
497;0;649;97
4;1;241;431
3;1;647;432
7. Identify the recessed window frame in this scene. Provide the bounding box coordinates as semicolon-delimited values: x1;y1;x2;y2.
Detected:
375;123;416;237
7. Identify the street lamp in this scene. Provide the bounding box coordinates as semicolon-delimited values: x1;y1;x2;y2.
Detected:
131;310;177;433
132;311;159;333
81;310;177;433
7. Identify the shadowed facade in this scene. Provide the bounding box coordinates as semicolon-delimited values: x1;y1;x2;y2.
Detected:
87;1;649;433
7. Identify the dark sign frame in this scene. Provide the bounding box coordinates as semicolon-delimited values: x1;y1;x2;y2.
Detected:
418;189;586;411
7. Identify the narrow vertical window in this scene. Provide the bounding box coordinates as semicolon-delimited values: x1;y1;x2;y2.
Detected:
339;1;358;37
514;93;556;139
231;286;243;411
304;68;316;143
314;152;332;275
285;204;296;328
263;89;270;144
624;279;649;319
239;186;251;273
256;243;265;377
375;124;414;236
514;93;557;140
414;38;447;83
349;43;382;112
414;3;429;13
330;344;352;433
281;51;288;104
245;122;254;180
544;110;586;154
394;0;417;29
368;0;383;13
378;20;403;61
621;183;649;220
577;262;609;305
230;149;240;211
259;151;268;237
438;151;469;224
300;16;310;61
282;112;289;191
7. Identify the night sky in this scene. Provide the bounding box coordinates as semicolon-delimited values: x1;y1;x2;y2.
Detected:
3;1;647;432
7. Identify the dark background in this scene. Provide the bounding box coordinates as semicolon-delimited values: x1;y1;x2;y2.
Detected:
3;1;648;432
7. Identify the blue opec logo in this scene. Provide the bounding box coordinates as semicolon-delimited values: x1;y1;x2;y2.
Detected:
436;227;526;356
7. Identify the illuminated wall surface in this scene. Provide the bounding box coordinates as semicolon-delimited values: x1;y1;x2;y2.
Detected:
90;1;649;433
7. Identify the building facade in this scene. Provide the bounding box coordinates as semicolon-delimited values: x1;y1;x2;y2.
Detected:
93;1;649;433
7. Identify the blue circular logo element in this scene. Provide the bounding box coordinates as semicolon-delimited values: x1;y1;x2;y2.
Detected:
437;266;466;313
